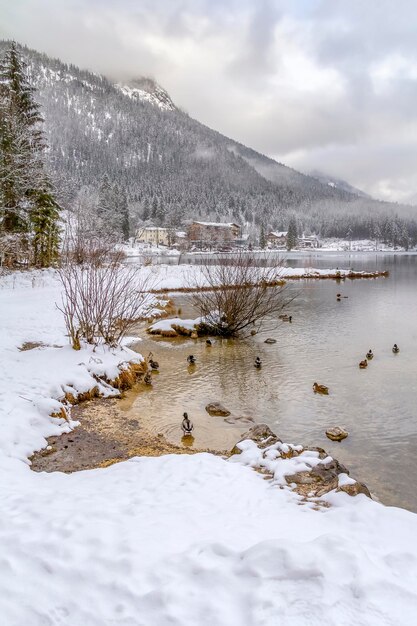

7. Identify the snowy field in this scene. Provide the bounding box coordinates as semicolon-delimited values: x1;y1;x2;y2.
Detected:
1;268;417;625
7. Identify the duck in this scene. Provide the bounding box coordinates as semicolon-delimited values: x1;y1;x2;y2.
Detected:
392;344;400;354
206;339;212;346
148;353;159;370
254;357;262;369
288;315;293;323
366;349;374;360
279;314;289;320
181;412;194;435
313;382;329;395
187;355;196;365
143;372;153;385
359;359;368;369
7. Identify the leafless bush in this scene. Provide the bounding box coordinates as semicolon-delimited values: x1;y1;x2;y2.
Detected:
62;205;125;267
57;259;153;349
189;252;295;337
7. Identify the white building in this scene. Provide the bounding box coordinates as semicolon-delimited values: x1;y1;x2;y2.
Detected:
135;226;170;246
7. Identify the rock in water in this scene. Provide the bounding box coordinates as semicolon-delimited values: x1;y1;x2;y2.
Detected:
232;424;281;453
224;416;255;425
205;402;231;417
326;427;348;441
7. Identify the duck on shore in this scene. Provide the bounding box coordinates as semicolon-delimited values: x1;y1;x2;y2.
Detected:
359;359;368;369
187;355;196;365
181;412;194;435
366;349;374;360
254;356;262;369
313;382;329;395
392;344;400;353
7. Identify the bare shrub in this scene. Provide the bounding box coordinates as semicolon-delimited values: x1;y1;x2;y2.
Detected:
61;187;125;265
189;252;295;337
57;259;153;349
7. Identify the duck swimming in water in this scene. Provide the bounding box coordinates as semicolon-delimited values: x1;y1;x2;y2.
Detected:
359;359;368;369
254;356;262;369
313;382;329;395
143;372;153;385
392;344;400;354
187;355;196;365
181;412;194;435
206;339;212;346
366;349;374;360
149;357;159;370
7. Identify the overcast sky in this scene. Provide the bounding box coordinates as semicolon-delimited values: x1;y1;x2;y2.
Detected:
2;0;417;204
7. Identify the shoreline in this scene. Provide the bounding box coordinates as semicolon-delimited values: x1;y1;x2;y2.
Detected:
30;385;372;506
149;269;389;294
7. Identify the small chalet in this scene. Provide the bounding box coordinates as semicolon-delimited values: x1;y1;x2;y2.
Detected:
299;235;320;249
267;231;288;248
187;221;241;249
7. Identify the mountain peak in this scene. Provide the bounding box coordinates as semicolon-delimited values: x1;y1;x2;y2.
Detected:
116;77;175;111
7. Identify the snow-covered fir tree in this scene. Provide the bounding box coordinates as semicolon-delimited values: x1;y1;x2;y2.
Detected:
0;42;60;266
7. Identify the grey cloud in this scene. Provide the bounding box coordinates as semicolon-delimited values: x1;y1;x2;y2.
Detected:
2;0;417;203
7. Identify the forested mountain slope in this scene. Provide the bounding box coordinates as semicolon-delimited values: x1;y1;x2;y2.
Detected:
1;40;416;243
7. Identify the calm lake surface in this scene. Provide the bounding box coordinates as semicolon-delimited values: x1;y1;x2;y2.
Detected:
128;253;417;512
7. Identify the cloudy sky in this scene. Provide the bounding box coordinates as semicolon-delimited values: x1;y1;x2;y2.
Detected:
2;0;417;204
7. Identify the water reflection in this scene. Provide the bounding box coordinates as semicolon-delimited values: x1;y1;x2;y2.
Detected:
124;254;417;512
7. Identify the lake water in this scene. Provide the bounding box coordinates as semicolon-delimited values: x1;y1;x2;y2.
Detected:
127;253;417;512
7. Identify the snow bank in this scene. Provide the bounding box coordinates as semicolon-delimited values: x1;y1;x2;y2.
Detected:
1;269;417;625
0;269;145;462
135;263;387;293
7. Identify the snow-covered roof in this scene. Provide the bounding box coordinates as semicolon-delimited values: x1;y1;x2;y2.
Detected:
139;226;169;232
268;231;288;238
193;221;240;228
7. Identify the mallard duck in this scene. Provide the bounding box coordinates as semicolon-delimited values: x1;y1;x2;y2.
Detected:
149;358;159;370
313;382;329;395
181;412;194;435
366;349;373;360
359;359;368;369
392;344;400;353
187;355;196;365
206;339;212;346
143;372;153;385
254;357;262;369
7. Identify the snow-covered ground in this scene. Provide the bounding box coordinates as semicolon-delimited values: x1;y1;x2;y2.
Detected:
319;238;413;252
1;268;417;625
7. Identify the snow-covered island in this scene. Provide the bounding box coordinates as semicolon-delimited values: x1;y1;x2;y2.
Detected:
1;266;416;625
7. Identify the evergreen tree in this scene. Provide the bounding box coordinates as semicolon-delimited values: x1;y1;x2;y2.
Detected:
286;216;298;250
142;197;150;221
119;188;129;240
0;42;60;266
259;223;266;249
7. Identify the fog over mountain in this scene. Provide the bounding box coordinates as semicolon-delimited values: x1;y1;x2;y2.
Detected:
2;40;416;244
